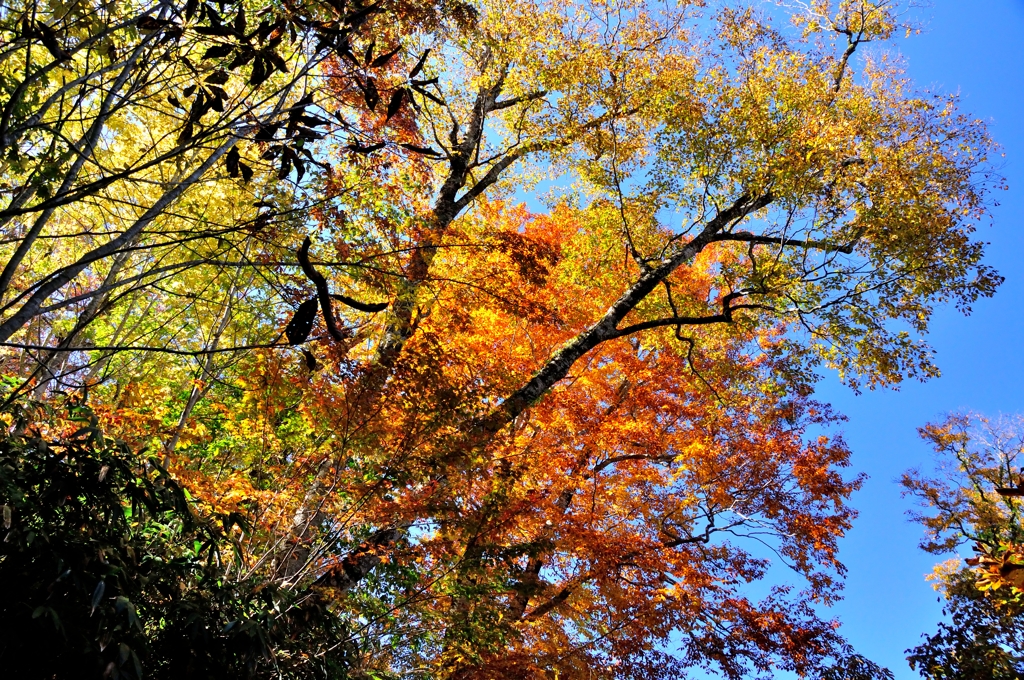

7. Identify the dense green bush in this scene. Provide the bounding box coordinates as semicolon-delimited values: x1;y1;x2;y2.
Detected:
0;400;355;679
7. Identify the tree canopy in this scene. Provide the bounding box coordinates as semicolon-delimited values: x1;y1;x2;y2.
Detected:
903;415;1024;679
0;0;1003;677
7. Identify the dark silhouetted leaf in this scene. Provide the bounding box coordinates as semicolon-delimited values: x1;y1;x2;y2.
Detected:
101;39;117;62
277;156;292;179
177;121;194;145
371;45;401;68
36;21;71;61
337;39;359;64
362;77;379;110
253;17;273;41
411;83;443;105
385;88;406;122
254;123;279;142
206;70;230;85
228;48;256;69
302;349;319;372
409;49;430;78
285;297;319;345
265;50;288;74
202;44;234;60
225;147;240;177
345;2;381;28
136;16;171;32
249;56;267;86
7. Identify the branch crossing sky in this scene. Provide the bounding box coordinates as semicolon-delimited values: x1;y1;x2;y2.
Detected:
810;1;1024;675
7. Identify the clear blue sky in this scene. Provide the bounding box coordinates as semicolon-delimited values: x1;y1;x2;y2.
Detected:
809;1;1024;676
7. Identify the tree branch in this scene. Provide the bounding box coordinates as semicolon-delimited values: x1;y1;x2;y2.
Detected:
470;190;774;439
710;231;855;254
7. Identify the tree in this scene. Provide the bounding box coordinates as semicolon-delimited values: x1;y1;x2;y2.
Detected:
0;398;357;679
0;0;447;397
902;414;1024;678
906;574;1024;680
0;0;1003;677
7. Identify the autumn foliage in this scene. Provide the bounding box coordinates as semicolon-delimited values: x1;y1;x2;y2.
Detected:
0;0;1004;677
903;415;1024;677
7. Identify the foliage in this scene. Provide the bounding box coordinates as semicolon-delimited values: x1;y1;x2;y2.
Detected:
903;414;1024;601
0;399;356;679
906;573;1024;680
0;0;1005;676
820;646;896;680
0;0;448;396
903;414;1024;678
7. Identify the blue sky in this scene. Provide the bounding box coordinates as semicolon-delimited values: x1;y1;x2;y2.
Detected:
808;1;1024;675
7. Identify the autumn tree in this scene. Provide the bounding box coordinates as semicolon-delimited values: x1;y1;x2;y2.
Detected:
0;0;1004;677
903;414;1024;679
0;0;450;400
